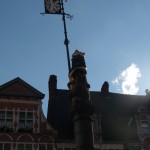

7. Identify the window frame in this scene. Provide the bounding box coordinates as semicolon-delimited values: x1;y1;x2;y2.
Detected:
17;143;33;150
38;143;54;150
0;110;13;130
140;121;150;134
18;111;33;132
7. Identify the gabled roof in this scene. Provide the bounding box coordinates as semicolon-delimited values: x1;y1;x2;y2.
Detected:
0;77;45;98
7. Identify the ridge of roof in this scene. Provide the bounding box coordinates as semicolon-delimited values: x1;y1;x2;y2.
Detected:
56;88;147;97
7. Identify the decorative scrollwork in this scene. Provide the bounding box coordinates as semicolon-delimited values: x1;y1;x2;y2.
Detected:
65;13;74;20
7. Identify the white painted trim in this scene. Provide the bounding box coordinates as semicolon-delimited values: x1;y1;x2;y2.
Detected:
38;135;55;142
0;99;41;104
17;134;34;142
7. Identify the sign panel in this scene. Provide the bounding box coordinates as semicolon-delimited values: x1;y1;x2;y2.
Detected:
44;0;61;14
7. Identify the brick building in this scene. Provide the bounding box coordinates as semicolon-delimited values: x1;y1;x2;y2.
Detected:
1;76;150;150
47;75;150;150
0;77;56;150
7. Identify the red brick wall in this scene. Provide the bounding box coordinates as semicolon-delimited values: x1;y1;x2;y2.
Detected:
0;101;38;110
0;134;12;142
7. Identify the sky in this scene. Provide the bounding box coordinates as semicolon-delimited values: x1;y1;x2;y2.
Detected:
0;0;150;116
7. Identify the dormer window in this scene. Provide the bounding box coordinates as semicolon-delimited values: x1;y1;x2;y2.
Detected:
140;121;150;135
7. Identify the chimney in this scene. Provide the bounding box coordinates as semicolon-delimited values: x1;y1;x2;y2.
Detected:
101;81;109;97
47;75;57;125
48;75;57;97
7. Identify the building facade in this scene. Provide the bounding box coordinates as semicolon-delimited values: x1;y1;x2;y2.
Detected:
1;76;150;150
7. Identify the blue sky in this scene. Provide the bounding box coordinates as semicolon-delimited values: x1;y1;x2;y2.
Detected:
0;0;150;116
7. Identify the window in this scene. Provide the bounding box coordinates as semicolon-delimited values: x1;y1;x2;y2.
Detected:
0;111;5;128
39;144;45;150
0;111;5;118
92;120;98;134
128;146;141;150
19;112;33;132
64;148;75;150
25;144;32;150
19;112;25;129
18;144;24;150
17;144;32;150
6;111;13;128
143;146;149;150
0;111;13;131
92;114;101;136
0;143;11;150
141;121;150;134
4;144;11;150
27;112;33;119
47;144;53;150
39;144;53;150
0;143;2;150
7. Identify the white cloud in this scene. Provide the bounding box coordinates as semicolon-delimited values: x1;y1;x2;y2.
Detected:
112;78;119;85
112;63;141;95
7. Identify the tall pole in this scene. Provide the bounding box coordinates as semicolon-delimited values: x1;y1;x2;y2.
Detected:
61;0;71;73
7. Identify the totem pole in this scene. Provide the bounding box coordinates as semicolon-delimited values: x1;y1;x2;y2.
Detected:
68;50;94;150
